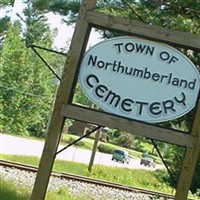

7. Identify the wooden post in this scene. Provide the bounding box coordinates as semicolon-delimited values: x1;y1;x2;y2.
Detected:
175;95;200;200
30;1;97;199
88;127;101;172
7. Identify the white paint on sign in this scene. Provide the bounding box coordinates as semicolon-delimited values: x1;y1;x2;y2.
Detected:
79;36;200;123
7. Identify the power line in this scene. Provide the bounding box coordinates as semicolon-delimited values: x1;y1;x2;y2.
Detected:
0;83;51;99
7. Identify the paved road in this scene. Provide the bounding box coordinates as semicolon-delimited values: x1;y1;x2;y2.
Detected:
0;133;164;170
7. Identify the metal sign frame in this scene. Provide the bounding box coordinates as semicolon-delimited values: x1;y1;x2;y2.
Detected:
30;1;200;199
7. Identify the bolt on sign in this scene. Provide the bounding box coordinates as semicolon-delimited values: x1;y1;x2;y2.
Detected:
79;36;200;123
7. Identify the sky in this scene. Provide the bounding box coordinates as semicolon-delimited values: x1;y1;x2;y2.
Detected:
3;0;102;49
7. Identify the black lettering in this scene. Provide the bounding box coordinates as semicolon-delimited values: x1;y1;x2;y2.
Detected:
125;67;133;75
174;92;186;107
172;78;179;86
88;55;97;66
104;90;121;108
113;60;118;71
135;43;146;53
95;85;108;98
114;43;123;53
152;73;160;81
160;74;168;83
169;56;179;64
179;79;188;88
143;67;151;79
97;60;105;68
135;101;149;115
86;74;99;88
167;73;172;84
117;61;125;73
105;62;113;69
133;68;143;77
188;79;196;90
121;99;134;112
149;102;162;115
162;100;175;114
125;42;135;52
146;46;155;56
159;51;170;61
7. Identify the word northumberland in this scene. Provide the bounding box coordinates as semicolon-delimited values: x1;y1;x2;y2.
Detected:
88;55;196;90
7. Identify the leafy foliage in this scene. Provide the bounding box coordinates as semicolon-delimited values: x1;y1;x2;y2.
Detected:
0;3;61;136
29;0;80;24
116;132;135;149
97;143;114;154
0;23;55;136
22;2;54;46
0;0;14;48
0;0;14;7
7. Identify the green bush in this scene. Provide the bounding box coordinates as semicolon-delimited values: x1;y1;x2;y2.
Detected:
68;137;84;146
116;133;134;149
97;143;114;154
134;141;144;152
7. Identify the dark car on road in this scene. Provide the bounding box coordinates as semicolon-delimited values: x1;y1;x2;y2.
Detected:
140;157;156;168
112;149;130;164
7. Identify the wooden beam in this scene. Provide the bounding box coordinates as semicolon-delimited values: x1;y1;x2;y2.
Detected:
61;104;195;147
30;1;98;200
175;96;200;200
86;11;200;51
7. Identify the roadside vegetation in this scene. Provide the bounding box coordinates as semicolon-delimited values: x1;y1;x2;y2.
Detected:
61;132;162;164
1;154;172;194
0;178;89;200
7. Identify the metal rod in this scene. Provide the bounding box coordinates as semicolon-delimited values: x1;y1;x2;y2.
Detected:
55;125;102;155
150;139;177;187
28;44;67;56
30;46;61;81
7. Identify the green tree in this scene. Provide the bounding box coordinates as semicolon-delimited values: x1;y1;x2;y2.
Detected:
0;1;62;136
0;0;14;49
22;2;53;46
0;23;55;136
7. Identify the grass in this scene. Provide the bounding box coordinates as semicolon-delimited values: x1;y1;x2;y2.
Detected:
90;165;172;192
1;154;199;199
1;154;172;193
0;178;90;200
0;179;29;200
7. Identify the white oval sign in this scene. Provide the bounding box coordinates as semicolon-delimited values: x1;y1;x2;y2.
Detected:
79;36;200;123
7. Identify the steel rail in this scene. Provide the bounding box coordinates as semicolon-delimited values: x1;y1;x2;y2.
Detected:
0;159;193;200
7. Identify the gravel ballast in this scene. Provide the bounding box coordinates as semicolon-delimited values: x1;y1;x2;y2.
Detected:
0;166;172;200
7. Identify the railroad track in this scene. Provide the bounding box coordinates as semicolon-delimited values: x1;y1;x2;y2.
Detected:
0;159;193;200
